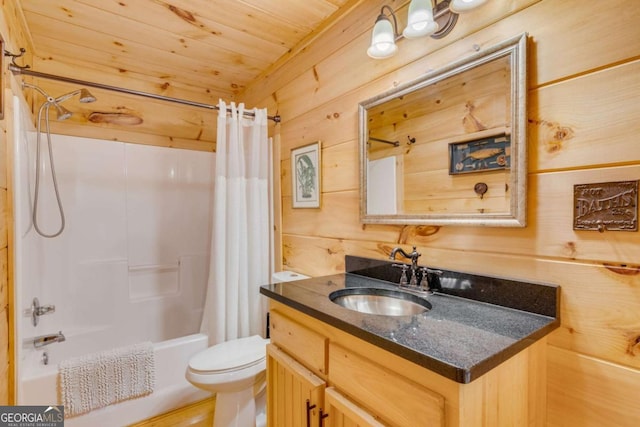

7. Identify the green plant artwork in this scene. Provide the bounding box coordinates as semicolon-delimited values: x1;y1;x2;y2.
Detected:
296;154;316;198
291;141;321;208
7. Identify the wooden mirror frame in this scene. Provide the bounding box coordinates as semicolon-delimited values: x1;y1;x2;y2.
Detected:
359;33;528;227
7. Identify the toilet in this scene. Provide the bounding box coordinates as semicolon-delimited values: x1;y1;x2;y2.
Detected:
186;335;270;427
186;271;309;427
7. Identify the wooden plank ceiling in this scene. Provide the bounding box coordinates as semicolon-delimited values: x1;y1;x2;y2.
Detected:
18;0;352;104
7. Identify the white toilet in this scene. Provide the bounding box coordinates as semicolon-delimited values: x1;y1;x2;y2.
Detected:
186;335;270;427
186;271;309;427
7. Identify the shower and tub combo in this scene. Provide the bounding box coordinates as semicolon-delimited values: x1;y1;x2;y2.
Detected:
13;70;277;426
12;89;215;425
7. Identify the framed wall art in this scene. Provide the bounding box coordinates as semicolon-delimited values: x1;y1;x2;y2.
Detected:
291;141;321;208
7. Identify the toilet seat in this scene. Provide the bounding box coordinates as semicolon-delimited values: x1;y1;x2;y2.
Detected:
188;335;268;374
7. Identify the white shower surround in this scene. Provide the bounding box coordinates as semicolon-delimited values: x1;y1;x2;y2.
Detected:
13;95;215;424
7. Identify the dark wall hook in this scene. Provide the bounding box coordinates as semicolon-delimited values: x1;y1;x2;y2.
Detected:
4;47;30;70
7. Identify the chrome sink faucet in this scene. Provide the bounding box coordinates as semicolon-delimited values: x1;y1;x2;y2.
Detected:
389;246;421;287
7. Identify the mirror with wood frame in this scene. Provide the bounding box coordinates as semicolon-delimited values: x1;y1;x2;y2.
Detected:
359;33;527;227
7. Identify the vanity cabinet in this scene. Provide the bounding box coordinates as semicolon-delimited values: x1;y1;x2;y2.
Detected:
267;300;547;427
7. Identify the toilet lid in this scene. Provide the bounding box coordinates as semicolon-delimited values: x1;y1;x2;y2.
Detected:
189;335;269;373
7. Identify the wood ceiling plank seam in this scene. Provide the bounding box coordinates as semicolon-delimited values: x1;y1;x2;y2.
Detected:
177;0;313;36
29;40;260;90
20;0;288;63
32;61;242;101
32;53;226;94
324;0;351;7
29;36;254;95
22;11;271;73
175;0;308;46
65;0;308;49
32;54;237;101
235;0;340;30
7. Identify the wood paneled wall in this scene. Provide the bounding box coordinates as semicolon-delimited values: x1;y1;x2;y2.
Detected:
242;0;640;425
1;0;35;405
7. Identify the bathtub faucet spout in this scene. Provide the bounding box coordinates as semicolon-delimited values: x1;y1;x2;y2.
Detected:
33;331;65;348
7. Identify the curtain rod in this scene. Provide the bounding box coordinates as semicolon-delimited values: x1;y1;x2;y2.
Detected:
8;63;281;123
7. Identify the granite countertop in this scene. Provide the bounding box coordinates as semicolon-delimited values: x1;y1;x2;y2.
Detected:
260;258;560;384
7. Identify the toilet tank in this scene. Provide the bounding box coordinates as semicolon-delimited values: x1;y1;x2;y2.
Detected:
271;271;310;283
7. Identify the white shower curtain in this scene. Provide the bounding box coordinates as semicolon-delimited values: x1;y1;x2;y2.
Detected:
200;100;272;345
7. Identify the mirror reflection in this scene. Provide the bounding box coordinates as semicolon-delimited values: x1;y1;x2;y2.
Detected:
360;33;527;226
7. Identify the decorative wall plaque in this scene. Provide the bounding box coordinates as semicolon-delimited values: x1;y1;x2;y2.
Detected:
449;134;511;175
574;180;638;232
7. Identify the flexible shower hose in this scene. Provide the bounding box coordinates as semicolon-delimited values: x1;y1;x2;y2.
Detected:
32;101;66;238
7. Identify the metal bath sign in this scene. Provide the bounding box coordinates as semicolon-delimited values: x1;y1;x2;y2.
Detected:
574;180;638;232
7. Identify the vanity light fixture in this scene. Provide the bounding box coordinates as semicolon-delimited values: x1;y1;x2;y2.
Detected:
449;0;488;13
367;0;490;59
367;5;400;59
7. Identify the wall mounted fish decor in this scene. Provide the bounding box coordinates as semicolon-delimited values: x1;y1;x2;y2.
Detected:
449;134;511;175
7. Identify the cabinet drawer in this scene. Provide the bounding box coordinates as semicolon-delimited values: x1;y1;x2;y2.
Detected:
269;310;328;376
329;343;445;427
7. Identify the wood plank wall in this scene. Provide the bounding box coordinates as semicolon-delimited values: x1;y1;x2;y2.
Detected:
241;0;640;425
1;0;34;405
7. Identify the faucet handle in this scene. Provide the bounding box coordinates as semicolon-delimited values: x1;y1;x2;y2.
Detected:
25;298;56;327
420;267;443;293
392;264;409;287
419;267;430;292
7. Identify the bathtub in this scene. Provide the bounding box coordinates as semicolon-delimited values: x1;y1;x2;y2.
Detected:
19;333;212;426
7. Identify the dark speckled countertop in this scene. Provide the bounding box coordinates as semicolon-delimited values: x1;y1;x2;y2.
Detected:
260;256;560;384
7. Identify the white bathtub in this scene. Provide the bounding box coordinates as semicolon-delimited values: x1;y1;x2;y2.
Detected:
20;333;212;426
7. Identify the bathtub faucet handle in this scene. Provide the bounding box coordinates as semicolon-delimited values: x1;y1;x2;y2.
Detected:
25;298;56;326
35;304;55;316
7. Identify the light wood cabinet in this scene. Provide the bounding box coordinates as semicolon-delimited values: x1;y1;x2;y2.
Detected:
267;344;325;427
267;301;547;427
267;344;386;427
329;343;444;426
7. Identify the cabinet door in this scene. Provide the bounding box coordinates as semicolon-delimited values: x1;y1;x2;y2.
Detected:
267;344;326;427
323;387;387;427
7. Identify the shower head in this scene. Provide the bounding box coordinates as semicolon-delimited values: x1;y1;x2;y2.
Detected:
55;88;97;104
52;103;73;121
22;82;97;121
78;88;97;103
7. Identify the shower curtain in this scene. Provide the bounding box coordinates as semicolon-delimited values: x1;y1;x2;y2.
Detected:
200;100;272;345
